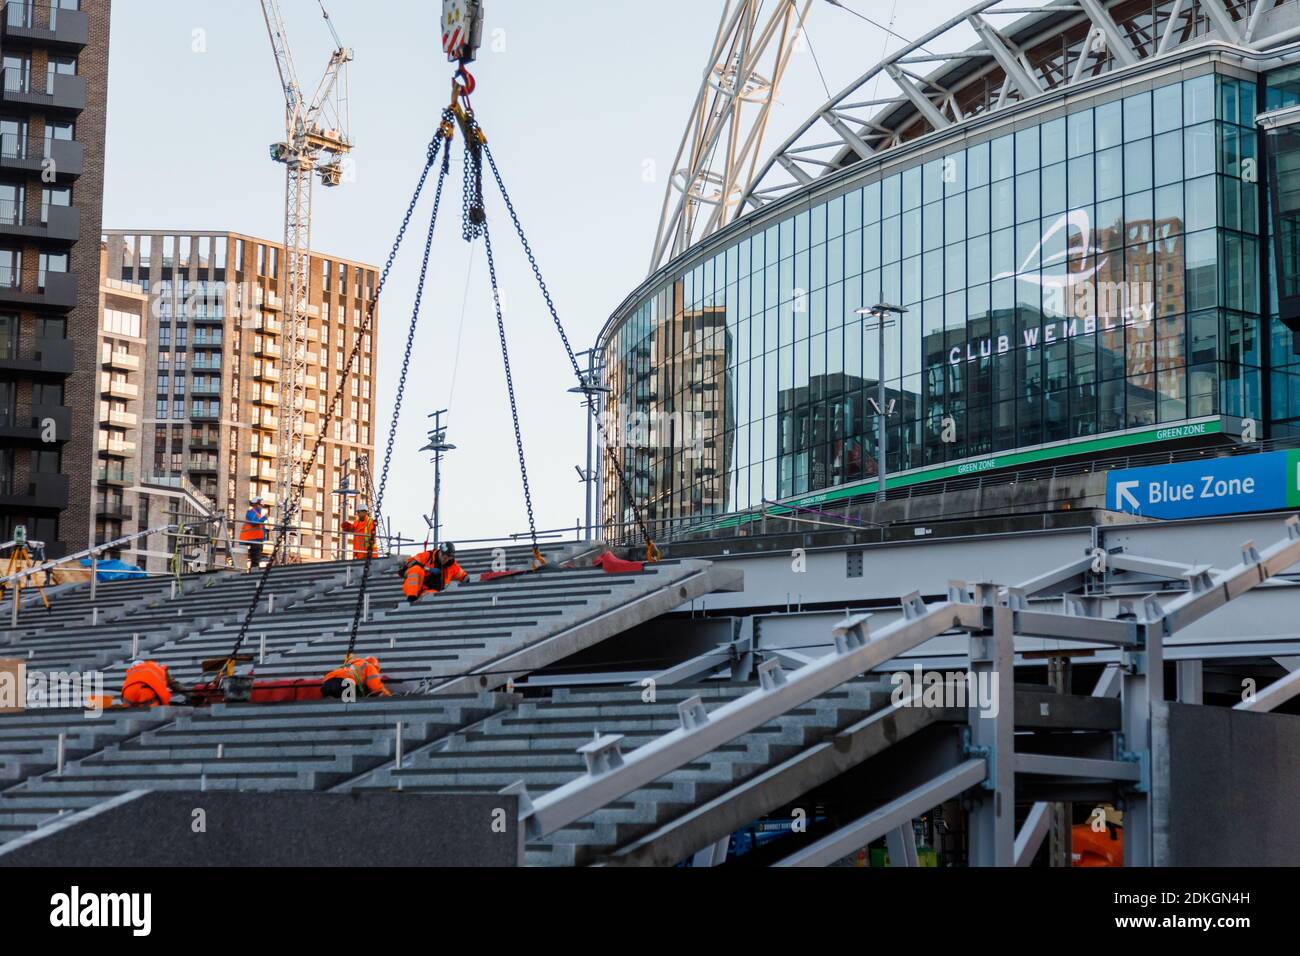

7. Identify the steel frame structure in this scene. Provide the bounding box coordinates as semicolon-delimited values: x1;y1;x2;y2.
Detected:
741;0;1300;215
506;516;1300;866
650;0;813;273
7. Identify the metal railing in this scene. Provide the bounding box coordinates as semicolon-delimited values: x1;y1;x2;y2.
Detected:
599;435;1300;546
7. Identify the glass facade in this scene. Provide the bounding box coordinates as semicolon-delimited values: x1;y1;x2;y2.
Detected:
601;71;1267;536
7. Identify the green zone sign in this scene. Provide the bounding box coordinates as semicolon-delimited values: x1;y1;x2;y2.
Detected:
788;418;1225;510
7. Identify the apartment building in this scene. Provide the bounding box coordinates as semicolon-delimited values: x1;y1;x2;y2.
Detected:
0;0;108;557
102;230;379;563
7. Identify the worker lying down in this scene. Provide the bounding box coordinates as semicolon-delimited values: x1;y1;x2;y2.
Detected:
399;542;469;603
321;655;391;699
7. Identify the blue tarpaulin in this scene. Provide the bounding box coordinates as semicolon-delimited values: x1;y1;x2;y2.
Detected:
79;558;147;581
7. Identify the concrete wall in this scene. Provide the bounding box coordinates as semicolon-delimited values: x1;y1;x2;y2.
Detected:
1153;702;1300;866
0;790;519;867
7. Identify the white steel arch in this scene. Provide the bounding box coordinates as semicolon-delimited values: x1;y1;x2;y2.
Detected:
742;0;1300;213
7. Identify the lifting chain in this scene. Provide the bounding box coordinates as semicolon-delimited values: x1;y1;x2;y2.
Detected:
344;111;456;660
462;113;542;567
228;121;453;662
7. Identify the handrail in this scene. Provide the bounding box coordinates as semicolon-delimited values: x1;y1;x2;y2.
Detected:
0;524;178;588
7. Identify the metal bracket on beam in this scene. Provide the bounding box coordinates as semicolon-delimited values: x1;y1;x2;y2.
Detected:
902;590;930;620
832;613;869;654
1004;586;1030;611
1242;540;1262;566
1063;593;1100;618
962;727;995;791
677;695;710;732
577;733;626;777
1183;565;1214;595
946;579;970;605
757;657;787;691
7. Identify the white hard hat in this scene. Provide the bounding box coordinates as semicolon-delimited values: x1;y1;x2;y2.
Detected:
251;496;263;504
357;504;369;512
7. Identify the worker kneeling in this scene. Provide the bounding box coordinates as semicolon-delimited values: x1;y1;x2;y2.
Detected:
321;655;391;700
121;659;188;707
400;543;468;603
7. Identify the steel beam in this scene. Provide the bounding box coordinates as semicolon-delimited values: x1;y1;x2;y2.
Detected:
885;824;919;867
1176;659;1203;704
884;64;952;130
966;601;1014;866
772;759;986;867
1235;666;1300;713
967;13;1042;97
518;591;984;842
1077;0;1140;66
1014;802;1051;867
1014;752;1141;782
1198;0;1241;42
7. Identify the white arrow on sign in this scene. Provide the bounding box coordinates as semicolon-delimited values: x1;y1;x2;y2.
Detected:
1116;480;1140;510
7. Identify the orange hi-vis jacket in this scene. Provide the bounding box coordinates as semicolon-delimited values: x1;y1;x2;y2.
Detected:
342;515;377;558
240;506;268;542
402;549;468;599
122;660;172;707
323;656;390;697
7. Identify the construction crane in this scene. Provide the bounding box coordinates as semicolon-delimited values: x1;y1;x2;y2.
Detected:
259;0;354;556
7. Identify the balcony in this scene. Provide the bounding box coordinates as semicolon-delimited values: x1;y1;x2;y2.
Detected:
0;336;72;377
190;405;221;421
99;376;138;400
95;500;132;522
190;380;222;396
0;270;76;311
254;342;281;358
253;442;279;459
102;408;137;428
0;69;86;114
192;310;225;325
0;472;69;511
0;134;82;180
1;3;89;51
255;316;281;334
0;202;79;244
100;437;136;457
101;349;139;372
95;466;134;486
192;333;224;349
253;462;277;480
254;366;280;383
254;390;280;406
263;293;283;311
255;413;279;430
188;457;218;474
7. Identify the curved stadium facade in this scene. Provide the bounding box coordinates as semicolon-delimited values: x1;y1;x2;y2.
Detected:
595;0;1300;541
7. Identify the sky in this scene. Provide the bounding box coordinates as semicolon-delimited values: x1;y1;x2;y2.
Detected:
103;0;980;546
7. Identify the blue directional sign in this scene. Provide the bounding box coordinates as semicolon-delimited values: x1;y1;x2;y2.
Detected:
1106;451;1300;519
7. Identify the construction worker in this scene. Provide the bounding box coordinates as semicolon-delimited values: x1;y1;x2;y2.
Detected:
121;659;188;707
341;504;377;560
321;655;391;699
240;496;269;572
399;542;469;603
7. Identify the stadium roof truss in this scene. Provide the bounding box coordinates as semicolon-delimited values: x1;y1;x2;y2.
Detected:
741;0;1300;214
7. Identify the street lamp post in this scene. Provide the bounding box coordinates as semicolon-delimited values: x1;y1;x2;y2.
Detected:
569;349;610;539
856;303;908;504
420;410;456;549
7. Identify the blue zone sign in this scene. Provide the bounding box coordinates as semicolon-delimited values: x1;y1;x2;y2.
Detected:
1106;451;1300;519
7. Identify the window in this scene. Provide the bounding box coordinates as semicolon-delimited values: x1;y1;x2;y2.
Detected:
3;54;31;94
32;382;62;406
38;251;67;288
30;448;60;475
45;56;76;95
0;117;27;160
0;248;19;287
37;317;64;339
0;313;14;360
41;185;70;223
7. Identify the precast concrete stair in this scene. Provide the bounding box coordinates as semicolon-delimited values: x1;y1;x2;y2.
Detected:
91;541;600;684
5;559;368;675
0;573;197;642
0;693;509;845
339;679;894;866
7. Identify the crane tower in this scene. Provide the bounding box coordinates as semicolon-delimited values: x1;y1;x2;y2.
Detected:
260;0;353;556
